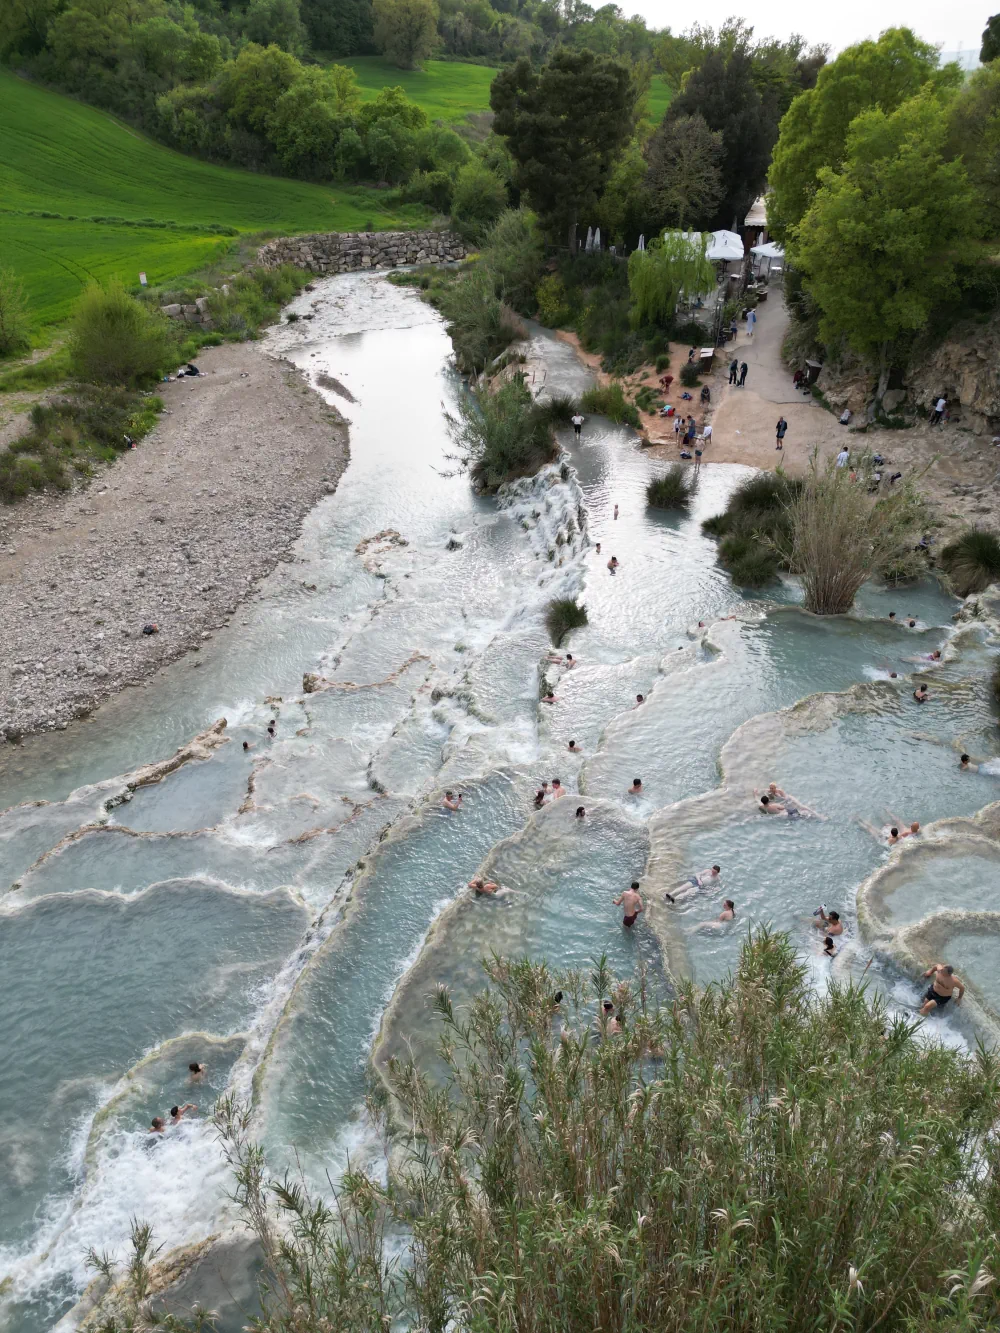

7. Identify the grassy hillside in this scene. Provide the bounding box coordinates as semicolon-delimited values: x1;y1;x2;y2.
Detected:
341;56;671;124
0;71;427;328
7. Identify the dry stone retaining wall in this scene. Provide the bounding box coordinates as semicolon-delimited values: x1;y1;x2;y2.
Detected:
256;229;468;274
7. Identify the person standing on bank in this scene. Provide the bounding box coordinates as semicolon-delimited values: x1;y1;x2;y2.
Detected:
747;308;757;338
739;362;748;387
775;417;788;450
571;412;585;438
729;357;738;384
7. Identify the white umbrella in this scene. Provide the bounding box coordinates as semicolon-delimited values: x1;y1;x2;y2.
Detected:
593;227;601;250
705;229;744;262
638;234;645;251
584;226;594;253
750;241;784;259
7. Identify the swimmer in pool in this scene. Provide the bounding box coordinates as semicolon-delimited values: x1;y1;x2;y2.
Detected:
595;543;601;555
960;753;979;772
170;1103;196;1124
568;739;580;752
542;693;559;704
907;650;942;663
442;791;463;811
188;1062;206;1082
551;778;567;798
759;793;823;819
635;694;645;706
754;783;787;805
575;806;585;818
920;962;964;1015
607;556;619;573
823;935;836;957
150;1117;165;1134
599;998;621;1035
533;789;547;808
913;684;929;703
665;864;721;903
614;504;619;520
717;899;736;922
470;878;500;895
628;777;643;795
613;882;644;928
885;817;921;843
242;741;252;752
547;653;576;667
889;611;897;622
812;908;843;936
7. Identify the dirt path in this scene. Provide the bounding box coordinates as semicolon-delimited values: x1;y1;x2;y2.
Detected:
0;341;348;742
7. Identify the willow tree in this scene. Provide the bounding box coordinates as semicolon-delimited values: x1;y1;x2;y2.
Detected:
777;453;926;614
627;232;715;328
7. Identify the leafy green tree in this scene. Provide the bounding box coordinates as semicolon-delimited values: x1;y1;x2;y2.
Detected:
357;82;428;131
299;0;374;55
219;44;299;135
450;160;508;240
479;207;545;312
627;231;715;327
242;0;307;56
595;138;653;246
645;112;723;229
795;92;980;399
490;49;636;252
372;0;438;70
365;119;418;182
949;61;1000;218
268;67;361;174
982;13;1000;62
768;28;954;241
665;47;773;229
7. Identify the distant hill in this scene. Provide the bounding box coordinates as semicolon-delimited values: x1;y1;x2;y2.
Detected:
341;56;671;126
0;71;427;328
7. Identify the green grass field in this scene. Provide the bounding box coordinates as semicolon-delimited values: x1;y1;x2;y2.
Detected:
0;70;427;328
341;56;670;125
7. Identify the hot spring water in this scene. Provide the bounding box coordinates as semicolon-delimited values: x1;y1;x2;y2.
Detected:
2;273;999;1331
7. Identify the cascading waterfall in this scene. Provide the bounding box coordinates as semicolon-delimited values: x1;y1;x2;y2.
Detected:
2;272;999;1332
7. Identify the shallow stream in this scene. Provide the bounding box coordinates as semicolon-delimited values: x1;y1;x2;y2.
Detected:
2;275;1000;1331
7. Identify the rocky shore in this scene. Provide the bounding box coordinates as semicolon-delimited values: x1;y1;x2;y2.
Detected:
0;342;348;742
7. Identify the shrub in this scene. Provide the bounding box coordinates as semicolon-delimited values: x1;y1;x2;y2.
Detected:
940;528;1000;597
207;264;310;340
655;353;670;372
437;268;523;373
450;162;507;242
581;382;640;428
480;209;544;315
545;596;588;645
446;372;554;491
69;281;178;386
536;274;570;326
0;268;31;357
401;168;453;212
534;393;579;427
679;360;701;387
778;454;927;614
720;534;779;586
647;464;695;509
202;931;1000;1333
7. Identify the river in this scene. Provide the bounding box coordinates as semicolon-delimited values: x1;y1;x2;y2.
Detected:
2;273;999;1332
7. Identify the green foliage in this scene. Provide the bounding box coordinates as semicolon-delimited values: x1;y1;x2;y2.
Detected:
665;44;774;229
535;275;570;326
206;932;1000;1333
372;0;438;70
545;596;588;645
491;50;637;250
703;472;803;587
450;161;507;241
0;384;162;504
436;267;521;372
719;533;779;586
948;62;1000;221
645;113;723;229
655;353;670;371
581;381;639;427
983;14;1000;63
0;347;72;393
679;360;701;387
794;92;980;383
478;208;544;314
446;372;554;490
940;528;1000;597
69;280;177;385
768;28;950;240
0;269;32;357
646;463;695;508
206;264;311;340
627;232;715;329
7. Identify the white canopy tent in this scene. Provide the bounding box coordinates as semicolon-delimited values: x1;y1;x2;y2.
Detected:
750;241;784;260
706;229;744;262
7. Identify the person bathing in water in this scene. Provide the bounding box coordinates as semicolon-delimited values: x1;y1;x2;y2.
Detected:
442;791;463;811
607;556;619;573
469;878;519;899
613;881;644;928
812;906;843;936
913;683;929;703
665;864;721;903
920;962;964;1015
758;791;823;819
628;777;643;796
859;818;920;843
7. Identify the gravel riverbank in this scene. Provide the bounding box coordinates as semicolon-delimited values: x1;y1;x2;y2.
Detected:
0;342;349;742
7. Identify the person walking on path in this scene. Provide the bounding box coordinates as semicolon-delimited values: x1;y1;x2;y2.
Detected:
747;308;757;338
571;412;585;438
728;357;738;384
775;417;788;450
738;362;748;387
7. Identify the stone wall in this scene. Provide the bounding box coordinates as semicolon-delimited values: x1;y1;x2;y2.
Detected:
256;229;468;275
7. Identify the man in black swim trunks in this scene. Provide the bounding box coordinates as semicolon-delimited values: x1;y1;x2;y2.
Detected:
920;962;964;1015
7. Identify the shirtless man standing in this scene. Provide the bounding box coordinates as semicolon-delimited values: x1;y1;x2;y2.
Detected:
613;881;644;929
920;962;965;1016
